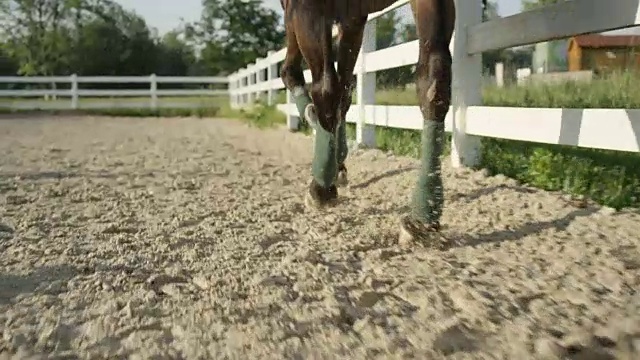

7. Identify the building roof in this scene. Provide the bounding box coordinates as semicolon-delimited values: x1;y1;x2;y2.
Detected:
573;34;640;48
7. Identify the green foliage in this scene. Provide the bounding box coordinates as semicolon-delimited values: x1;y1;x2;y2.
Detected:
481;139;640;209
0;43;18;77
185;0;285;75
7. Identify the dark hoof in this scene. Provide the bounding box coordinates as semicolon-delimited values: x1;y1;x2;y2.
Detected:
398;215;443;247
305;179;338;209
335;165;348;187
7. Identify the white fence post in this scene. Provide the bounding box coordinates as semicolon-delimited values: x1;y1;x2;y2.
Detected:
286;88;299;130
51;81;57;101
229;73;238;109
239;69;245;106
253;63;259;103
150;74;158;109
244;70;249;106
267;51;276;106
451;0;482;168
228;74;234;107
70;74;78;110
237;76;243;107
495;62;504;88
258;61;266;102
356;19;377;148
238;70;244;106
247;65;255;104
236;73;241;107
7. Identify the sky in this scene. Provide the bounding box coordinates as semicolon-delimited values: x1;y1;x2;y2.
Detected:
114;0;524;35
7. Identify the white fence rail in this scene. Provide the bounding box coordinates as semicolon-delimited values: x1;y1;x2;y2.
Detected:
0;75;228;110
227;0;640;166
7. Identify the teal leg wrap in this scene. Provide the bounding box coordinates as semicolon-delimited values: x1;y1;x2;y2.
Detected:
312;124;338;188
294;93;311;118
411;120;445;223
336;121;348;166
292;87;314;128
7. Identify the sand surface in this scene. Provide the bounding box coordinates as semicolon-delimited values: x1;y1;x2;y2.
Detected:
0;115;639;359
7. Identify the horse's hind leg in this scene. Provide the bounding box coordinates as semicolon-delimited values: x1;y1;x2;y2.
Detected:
400;0;455;243
334;17;368;187
280;5;317;129
290;6;341;208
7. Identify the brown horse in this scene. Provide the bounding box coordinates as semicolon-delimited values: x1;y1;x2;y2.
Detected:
279;0;457;244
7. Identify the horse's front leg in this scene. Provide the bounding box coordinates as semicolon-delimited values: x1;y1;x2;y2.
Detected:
291;10;342;208
334;18;367;187
400;0;455;243
280;3;316;131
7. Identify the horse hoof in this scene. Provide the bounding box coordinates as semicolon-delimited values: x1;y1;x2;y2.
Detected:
304;192;337;209
304;190;339;209
398;215;441;247
335;169;348;187
304;104;319;128
305;181;338;210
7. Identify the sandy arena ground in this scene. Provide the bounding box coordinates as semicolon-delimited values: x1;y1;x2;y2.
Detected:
0;115;639;359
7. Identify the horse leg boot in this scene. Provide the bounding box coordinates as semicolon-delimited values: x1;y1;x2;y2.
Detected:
291;9;341;208
306;66;341;208
400;0;454;243
306;91;340;208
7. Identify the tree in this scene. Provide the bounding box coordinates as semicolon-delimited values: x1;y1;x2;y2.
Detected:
376;11;398;50
68;0;159;76
155;30;196;76
0;0;74;75
0;42;18;76
483;0;499;21
0;0;164;79
186;0;285;75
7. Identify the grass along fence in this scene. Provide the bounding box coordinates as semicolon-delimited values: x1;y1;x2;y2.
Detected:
227;0;640;209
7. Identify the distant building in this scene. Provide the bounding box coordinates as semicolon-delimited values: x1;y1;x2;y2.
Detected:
530;27;640;74
567;34;640;73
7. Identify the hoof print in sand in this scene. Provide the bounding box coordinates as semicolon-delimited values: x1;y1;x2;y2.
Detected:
147;274;188;297
432;323;479;356
398;217;449;249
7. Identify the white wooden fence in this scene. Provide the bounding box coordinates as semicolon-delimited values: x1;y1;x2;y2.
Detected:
0;75;227;110
227;0;640;168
